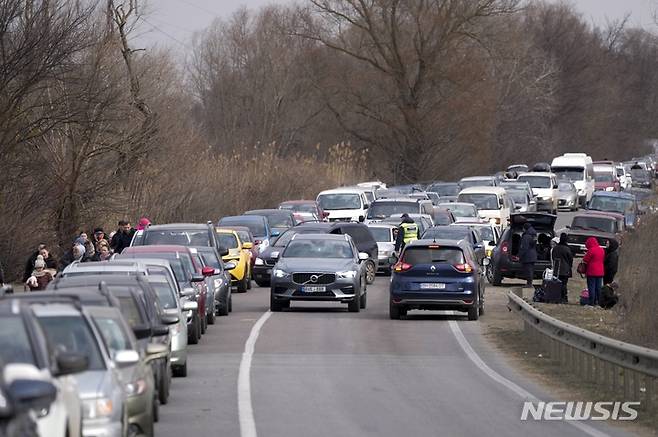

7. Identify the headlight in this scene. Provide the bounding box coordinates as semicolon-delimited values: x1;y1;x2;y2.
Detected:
273;269;289;278
255;257;264;266
82;397;113;420
125;379;147;397
337;270;357;279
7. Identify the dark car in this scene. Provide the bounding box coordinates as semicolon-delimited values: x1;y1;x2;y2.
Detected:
421;225;486;263
278;200;326;222
269;234;368;312
587;191;640;230
243;209;295;236
489;213;556;286
120;245;207;345
254;221;378;286
49;275;179;399
431;208;456;226
365;198;433;221
425;182;462;197
565;213;622;256
218;215;273;253
630;165;653;189
195;246;233;316
532;162;552;172
389;239;487;320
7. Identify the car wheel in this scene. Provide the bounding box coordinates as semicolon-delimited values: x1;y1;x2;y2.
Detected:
237;275;248;293
348;295;360;312
173;361;187;378
389;299;406;319
206;310;215;325
479;290;485;316
491;266;503;286
365;260;376;284
485;264;494;284
218;298;229;316
188;316;199;344
201;312;207;334
229;294;233;312
468;298;480;321
270;293;283;312
152;393;159;423
360;291;367;309
158;368;169;405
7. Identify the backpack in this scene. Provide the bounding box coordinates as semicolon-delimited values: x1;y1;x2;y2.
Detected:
579;288;589;306
532;285;545;303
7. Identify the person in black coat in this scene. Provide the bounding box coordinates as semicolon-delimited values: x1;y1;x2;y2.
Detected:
110;220;135;254
22;245;57;282
551;233;574;303
518;222;537;286
604;239;619;285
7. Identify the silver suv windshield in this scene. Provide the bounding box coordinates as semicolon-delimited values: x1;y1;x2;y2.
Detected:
283;240;353;259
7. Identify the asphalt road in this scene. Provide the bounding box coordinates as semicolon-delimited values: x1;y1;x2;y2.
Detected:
155;265;628;437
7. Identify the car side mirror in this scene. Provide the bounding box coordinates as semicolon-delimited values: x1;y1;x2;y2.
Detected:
161;314;179;325
553;184;558;189
474;243;484;250
488;241;496;247
191;274;205;283
271;230;281;237
358;252;369;261
243;242;253;250
152;324;170;336
145;343;169;363
182;300;198;311
180;287;196;297
8;378;57;412
363;203;370;209
114;349;140;367
565;225;571;229
219;247;229;257
224;262;236;271
53;352;89;376
202;266;215;277
132;324;152;340
358;215;365;222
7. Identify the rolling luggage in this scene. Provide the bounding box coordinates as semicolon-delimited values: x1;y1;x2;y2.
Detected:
542;259;562;304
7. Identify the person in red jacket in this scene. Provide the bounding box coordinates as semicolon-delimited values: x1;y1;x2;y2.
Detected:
582;237;605;306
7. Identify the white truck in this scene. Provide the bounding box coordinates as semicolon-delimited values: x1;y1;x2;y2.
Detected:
550;153;595;207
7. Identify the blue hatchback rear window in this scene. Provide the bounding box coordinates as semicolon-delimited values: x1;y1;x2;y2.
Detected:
403;247;464;265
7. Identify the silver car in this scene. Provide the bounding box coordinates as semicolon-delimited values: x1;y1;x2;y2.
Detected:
31;302;129;437
366;224;397;273
557;181;579;211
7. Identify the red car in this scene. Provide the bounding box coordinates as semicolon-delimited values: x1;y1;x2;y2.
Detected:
121;244;209;343
278;200;327;223
593;162;621;192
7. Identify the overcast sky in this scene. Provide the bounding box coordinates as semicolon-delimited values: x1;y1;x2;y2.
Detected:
135;0;657;51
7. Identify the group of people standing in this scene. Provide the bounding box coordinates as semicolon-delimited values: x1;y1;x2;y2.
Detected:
20;218;150;291
519;223;620;307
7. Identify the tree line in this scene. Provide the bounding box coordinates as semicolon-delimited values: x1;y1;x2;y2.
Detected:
1;0;656;279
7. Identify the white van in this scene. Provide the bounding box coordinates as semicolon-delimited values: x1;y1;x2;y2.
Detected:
516;172;559;214
457;186;513;230
317;187;370;222
550;153;594;206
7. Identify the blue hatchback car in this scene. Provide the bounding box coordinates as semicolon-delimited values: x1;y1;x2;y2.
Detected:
389;239;487;320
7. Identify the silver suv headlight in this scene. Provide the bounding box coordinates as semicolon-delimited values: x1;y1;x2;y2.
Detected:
82;397;113;420
273;269;289;278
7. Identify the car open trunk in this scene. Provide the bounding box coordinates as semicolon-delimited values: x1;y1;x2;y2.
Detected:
509;213;556;263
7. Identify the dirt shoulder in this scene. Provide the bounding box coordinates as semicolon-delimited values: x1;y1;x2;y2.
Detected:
482;282;657;435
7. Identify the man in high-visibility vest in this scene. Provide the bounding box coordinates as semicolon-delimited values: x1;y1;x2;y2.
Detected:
394;213;419;253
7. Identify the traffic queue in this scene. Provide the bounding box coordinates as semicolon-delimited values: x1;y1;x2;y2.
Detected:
0;152;655;437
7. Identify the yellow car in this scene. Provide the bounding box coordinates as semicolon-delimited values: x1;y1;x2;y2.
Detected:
216;228;253;292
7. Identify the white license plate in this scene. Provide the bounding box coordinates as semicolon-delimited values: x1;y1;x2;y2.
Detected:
420;283;446;290
302;286;326;293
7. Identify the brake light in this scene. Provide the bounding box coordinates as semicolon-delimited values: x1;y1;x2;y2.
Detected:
453;263;473;273
501;241;509;253
394;262;413;272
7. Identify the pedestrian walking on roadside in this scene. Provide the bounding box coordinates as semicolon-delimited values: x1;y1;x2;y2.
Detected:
518;222;537;286
110;220;135;254
25;255;53;291
394;213;419;253
582;237;605;306
551;233;574;303
604;239;619;285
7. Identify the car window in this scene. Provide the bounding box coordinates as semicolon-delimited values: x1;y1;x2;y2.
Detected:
149;281;179;309
200;251;222;270
317;193;361;210
92;315;133;355
477;226;494;241
265;214;293;228
517;175;551;188
433;212;453;226
427;183;461;196
558;182;573;191
571;217;616;233
38;316;105;371
0;316;35;365
236;231;252;243
283;240;353;258
458;194;499;210
440;204;477;218
342;226;373;245
402;247;465;264
422;226;470;240
115;295;145;327
368;227;392;242
217;233;239;249
219;217;267;237
367;202;418;219
589;196;635;214
143;230;209;247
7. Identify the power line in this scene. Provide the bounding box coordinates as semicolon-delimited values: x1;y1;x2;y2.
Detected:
177;0;219;17
138;16;191;48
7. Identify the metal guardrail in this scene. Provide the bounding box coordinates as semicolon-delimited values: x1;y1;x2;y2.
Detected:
507;289;658;411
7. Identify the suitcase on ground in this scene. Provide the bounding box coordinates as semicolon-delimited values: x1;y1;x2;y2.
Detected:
542;278;562;303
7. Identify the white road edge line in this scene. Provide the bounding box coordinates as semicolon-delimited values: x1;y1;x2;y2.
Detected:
238;310;272;437
448;319;610;437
